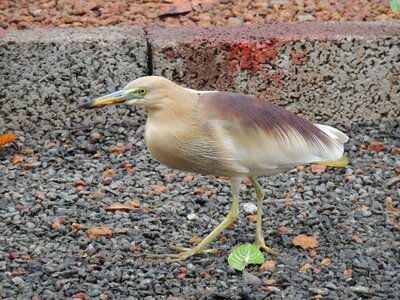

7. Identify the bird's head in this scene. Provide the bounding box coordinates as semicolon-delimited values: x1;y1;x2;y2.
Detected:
80;76;177;110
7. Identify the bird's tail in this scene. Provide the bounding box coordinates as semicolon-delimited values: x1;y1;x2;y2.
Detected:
314;124;349;163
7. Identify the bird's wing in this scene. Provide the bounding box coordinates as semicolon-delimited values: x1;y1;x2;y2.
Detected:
197;91;348;174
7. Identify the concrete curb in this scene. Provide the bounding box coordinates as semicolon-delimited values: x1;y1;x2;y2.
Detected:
1;22;399;131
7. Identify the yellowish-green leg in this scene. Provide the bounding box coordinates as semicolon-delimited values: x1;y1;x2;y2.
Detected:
250;177;280;256
147;178;241;261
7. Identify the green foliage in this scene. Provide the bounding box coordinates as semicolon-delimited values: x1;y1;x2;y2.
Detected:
228;244;265;271
390;0;400;12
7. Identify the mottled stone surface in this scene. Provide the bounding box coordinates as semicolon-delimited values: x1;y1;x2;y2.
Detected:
148;22;400;123
0;27;148;131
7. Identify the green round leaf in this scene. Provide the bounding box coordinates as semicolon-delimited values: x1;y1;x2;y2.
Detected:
228;244;265;271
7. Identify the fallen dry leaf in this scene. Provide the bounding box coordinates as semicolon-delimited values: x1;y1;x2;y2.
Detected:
115;229;128;234
130;199;141;208
158;0;192;17
74;179;86;186
0;133;17;148
260;260;276;272
386;197;400;213
311;164;327;173
351;235;363;244
102;169;118;177
309;250;318;257
292;234;319;250
219;236;228;244
177;267;187;279
344;269;353;277
72;292;89;300
277;226;293;234
51;220;61;229
86;227;112;239
108;144;132;155
247;214;257;223
20;148;33;155
390;147;400;155
194;187;204;195
184;175;193;182
360;205;369;211
368;141;385;151
151;185;167;193
321;258;331;266
300;263;313;272
264;279;276;286
104;203;142;212
71;223;84;232
21;255;31;261
296;165;305;172
12;156;23;165
188;236;202;244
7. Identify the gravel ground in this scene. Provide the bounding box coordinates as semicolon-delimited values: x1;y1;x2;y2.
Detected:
0;106;399;299
1;0;399;30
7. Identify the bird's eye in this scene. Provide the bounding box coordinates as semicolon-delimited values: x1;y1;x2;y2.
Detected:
138;88;147;95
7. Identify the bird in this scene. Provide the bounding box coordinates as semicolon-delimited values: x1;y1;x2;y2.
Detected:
80;76;349;261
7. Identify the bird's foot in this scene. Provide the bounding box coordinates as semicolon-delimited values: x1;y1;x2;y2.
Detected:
255;239;280;256
146;246;219;262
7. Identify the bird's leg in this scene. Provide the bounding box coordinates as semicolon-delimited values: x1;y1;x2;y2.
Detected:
250;177;280;256
146;178;241;261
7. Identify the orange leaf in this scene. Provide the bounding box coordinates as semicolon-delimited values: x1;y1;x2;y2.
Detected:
102;169;118;177
352;235;363;244
188;236;202;244
321;258;331;266
310;164;327;173
130;199;141;208
109;144;132;155
104;203;142;212
247;214;257;223
51;220;61;229
260;260;276;271
12;156;23;165
277;226;293;234
386;197;400;213
300;263;313;272
0;134;17;148
264;279;276;286
151;185;167;193
292;234;319;250
115;229;128;234
71;223;84;232
86;227;112;239
344;269;353;277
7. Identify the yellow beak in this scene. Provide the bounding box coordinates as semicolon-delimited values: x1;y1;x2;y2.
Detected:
80;90;128;109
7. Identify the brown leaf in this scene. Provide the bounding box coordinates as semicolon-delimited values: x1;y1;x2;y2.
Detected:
151;185;167;193
310;164;327;173
344;269;353;277
260;260;276;272
86;227;112;239
71;223;84;232
20;148;33;155
277;226;293;234
21;255;31;261
130;199;141;208
300;263;313;272
183;175;193;182
264;279;276;286
321;258;331;266
102;169;118;177
51;220;61;229
158;0;192;17
360;205;369;211
390;147;400;155
0;133;17;148
104;203;142;212
74;179;86;186
188;236;202;244
296;165;305;172
219;236;228;244
386;197;400;213
164;173;178;179
177;267;187;279
115;229;128;234
108;144;132;155
72;292;89;300
292;234;319;250
247;214;257;223
194;187;204;195
351;235;363;244
12;156;23;165
129;245;142;253
368;141;385;151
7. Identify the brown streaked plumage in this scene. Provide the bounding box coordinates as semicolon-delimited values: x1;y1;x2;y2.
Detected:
81;75;349;261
